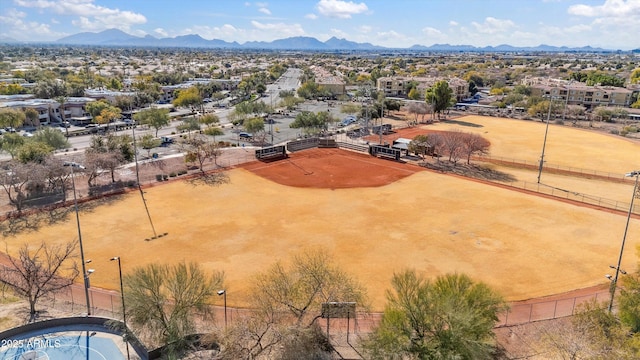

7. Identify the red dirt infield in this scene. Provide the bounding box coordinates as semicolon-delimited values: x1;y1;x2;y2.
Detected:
239;147;423;188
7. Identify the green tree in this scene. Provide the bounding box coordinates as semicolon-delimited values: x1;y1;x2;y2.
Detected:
133;108;170;137
85;100;111;123
176;117;201;138
586;71;625;87
32;127;70;150
173;87;203;113
199;113;220;128
94;105;122;127
244;117;265;135
297;81;322;99
24;108;39;126
124;262;224;356
619;272;640;332
425;80;454;119
631;68;640;84
290;111;332;135
17;141;54;164
527;100;562;120
279;96;304;110
0;108;26;129
138;134;162;158
0;133;26;159
408;87;421;100
364;271;507;360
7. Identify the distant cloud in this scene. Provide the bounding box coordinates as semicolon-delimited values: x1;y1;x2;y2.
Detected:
449;20;458;26
358;25;372;33
14;0;146;32
250;20;305;37
305;13;318;19
568;0;640;17
316;0;368;19
258;7;272;15
376;30;405;43
154;28;168;37
0;7;64;40
471;17;516;34
330;28;349;38
422;27;442;36
567;0;640;47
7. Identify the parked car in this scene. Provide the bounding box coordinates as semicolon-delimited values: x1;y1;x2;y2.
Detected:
160;136;174;145
239;132;253;139
339;116;357;127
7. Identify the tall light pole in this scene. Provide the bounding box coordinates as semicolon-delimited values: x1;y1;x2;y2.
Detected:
217;290;227;328
64;161;92;316
608;170;640;312
537;96;554;184
132;126;159;240
110;256;130;360
562;81;573;123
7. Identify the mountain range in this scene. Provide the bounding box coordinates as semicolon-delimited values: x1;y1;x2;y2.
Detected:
1;28;632;53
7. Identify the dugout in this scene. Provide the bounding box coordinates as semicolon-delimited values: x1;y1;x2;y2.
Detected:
369;144;401;161
255;145;287;161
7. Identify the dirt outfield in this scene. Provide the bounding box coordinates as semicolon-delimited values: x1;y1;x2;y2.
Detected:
2;115;640;311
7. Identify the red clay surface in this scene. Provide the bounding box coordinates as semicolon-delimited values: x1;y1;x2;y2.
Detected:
240;147;423;188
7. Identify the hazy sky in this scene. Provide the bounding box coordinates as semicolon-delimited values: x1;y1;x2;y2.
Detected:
1;0;638;49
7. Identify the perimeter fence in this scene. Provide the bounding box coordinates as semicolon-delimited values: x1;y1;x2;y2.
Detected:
28;283;612;333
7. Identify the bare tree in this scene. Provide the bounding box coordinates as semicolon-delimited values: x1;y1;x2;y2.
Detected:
440;131;467;163
0;240;78;321
0;161;39;212
404;102;431;126
461;133;491;164
567;104;586;125
219;249;367;359
517;300;636;359
183;136;222;172
427;132;445;161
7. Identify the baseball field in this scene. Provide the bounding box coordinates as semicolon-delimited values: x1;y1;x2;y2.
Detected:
2;115;640;310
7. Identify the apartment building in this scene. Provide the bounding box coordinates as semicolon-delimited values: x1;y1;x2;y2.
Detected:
524;77;636;109
310;66;346;96
376;76;469;101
